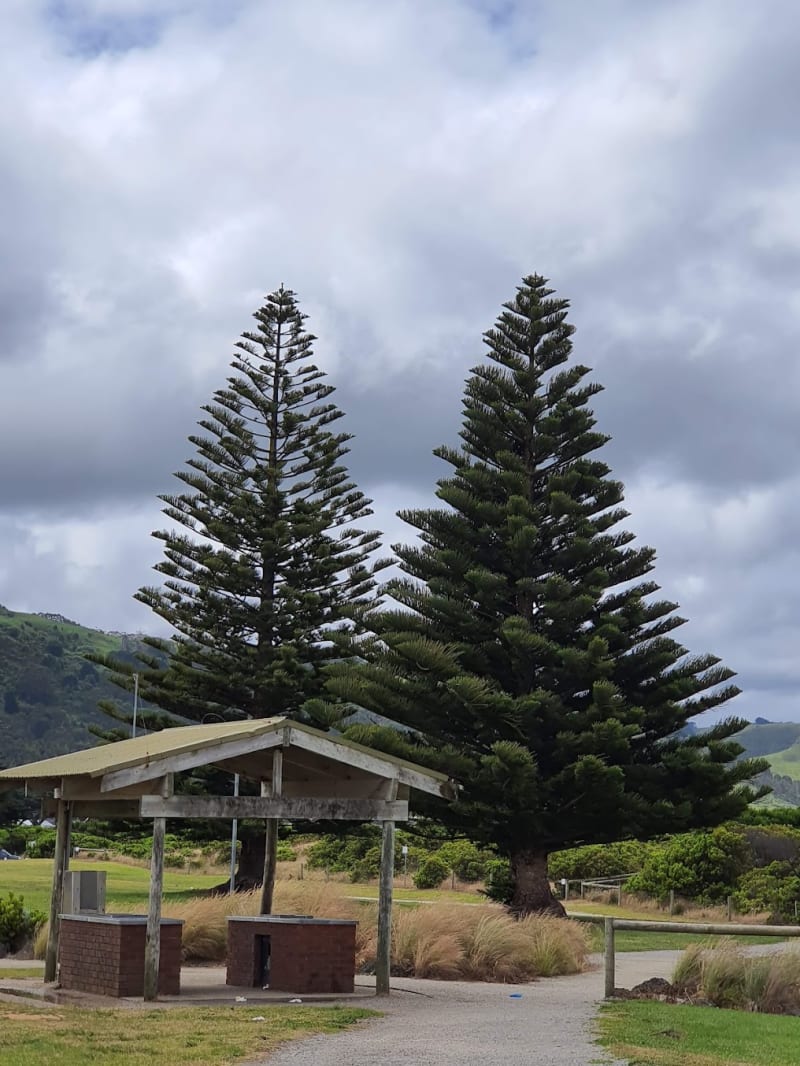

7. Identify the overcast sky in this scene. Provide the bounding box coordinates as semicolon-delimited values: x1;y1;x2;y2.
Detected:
2;0;799;721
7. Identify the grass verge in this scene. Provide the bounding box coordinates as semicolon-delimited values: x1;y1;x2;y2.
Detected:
0;860;223;913
598;999;800;1065
0;1002;375;1066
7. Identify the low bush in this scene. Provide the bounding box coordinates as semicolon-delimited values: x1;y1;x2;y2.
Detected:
733;862;800;920
626;826;750;904
671;943;800;1014
413;855;449;890
0;893;46;953
548;840;653;882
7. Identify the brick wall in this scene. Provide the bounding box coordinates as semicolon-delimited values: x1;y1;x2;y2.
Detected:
227;918;356;994
59;918;182;997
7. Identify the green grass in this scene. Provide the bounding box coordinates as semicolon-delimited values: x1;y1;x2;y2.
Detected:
767;743;800;780
0;1003;375;1066
0;967;43;979
587;927;785;952
345;884;485;904
598;999;800;1065
0;860;224;913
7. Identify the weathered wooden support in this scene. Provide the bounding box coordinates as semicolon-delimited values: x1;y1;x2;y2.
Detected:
143;816;166;1001
139;796;409;821
260;749;283;914
44;799;73;983
604;917;615;999
376;817;395;996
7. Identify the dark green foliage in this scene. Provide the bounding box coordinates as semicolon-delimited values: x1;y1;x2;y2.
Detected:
328;275;767;913
625;826;750;903
0;606;138;762
96;286;387;734
733;862;800;919
547;840;655;882
483;859;514;905
413;854;450;890
0;893;46;952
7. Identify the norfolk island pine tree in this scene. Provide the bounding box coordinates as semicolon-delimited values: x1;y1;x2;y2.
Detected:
94;286;389;905
326;274;769;916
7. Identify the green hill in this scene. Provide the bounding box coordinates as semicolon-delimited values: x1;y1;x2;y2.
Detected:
734;721;800;758
0;604;143;764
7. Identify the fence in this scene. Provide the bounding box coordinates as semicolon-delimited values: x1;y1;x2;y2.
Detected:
574;914;800;998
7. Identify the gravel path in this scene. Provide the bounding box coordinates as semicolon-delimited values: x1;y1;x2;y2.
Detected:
247;951;686;1066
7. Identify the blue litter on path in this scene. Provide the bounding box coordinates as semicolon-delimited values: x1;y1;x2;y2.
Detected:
509;993;523;998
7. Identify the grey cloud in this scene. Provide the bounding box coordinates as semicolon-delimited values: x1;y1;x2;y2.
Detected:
2;0;800;718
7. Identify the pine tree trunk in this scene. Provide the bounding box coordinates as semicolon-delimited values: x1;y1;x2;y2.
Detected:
232;830;265;889
509;848;566;917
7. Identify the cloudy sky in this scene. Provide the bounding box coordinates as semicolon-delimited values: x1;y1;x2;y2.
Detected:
2;0;799;721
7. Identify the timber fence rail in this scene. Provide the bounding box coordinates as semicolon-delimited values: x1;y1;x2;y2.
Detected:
571;914;800;998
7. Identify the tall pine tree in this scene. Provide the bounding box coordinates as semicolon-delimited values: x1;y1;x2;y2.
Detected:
328;275;767;915
98;285;387;900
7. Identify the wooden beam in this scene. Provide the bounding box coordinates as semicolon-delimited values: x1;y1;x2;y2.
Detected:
57;775;173;801
287;727;454;798
42;799;142;820
44;800;72;983
376;779;398;997
99;731;284;792
143;817;165;1002
139;796;409;821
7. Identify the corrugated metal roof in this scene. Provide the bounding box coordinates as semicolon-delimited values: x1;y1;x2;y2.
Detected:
0;717;450;785
0;718;286;781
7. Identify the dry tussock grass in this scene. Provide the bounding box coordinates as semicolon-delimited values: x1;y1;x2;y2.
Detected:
672;943;800;1013
34;882;590;981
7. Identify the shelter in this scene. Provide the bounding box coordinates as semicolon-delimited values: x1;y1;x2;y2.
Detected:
0;718;455;999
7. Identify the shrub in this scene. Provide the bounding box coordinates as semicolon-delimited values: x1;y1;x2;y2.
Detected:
548;840;653;882
414;855;450;890
0;893;46;952
433;841;491;882
482;859;513;905
733;861;800;919
625;826;749;903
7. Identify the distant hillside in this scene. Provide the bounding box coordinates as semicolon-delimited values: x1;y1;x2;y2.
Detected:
735;721;800;759
0;604;145;764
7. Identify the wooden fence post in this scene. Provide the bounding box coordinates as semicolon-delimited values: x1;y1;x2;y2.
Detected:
604;917;616;999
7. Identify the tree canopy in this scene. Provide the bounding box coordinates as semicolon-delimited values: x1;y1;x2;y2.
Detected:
328;274;768;914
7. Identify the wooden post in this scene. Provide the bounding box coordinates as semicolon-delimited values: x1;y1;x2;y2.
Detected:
669;889;675;916
44;800;72;983
260;749;283;915
376;817;395;996
604;917;616;999
143;816;165;1001
727;895;733;921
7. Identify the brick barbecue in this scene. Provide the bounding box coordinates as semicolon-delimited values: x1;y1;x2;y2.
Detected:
58;915;183;997
226;915;357;994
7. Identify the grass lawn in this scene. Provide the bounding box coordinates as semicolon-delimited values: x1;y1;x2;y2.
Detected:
0;967;43;978
345;884;485;904
0;860;224;913
0;1002;374;1066
598;999;800;1065
0;861;488;914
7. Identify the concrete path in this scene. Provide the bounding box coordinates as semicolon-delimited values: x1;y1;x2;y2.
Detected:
243;951;685;1066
